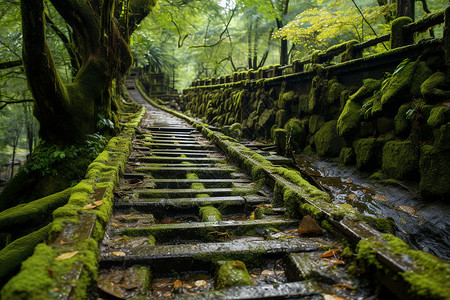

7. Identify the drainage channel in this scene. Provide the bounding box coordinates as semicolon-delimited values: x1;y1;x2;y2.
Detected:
95;81;381;299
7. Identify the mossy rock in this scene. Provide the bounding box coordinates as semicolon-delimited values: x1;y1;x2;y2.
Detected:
215;261;254;289
382;140;418;180
419;145;450;197
284;118;307;151
308;115;325;134
339;147;355;165
421;72;450;103
427;106;450;128
360;121;375;137
349;79;381;103
275;109;289;128
229;123;242;140
380;59;416;109
409;61;433;97
275;129;288;155
298;94;310;115
199;206;222;222
394;104;411;136
353;138;379;170
434;123;450;151
337;100;363;138
327;80;345;105
257;109;275;130
278;90;296;110
314;120;342;157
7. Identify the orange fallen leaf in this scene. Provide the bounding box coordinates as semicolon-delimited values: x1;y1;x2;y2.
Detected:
231;262;246;270
324;295;347;300
46;268;54;278
173;280;183;288
393;205;417;215
111;251;126;257
111;222;120;227
333;283;355;290
373;194;388;202
55;251;79;260
418;221;423;226
59;240;70;245
261;270;272;275
84;203;97;210
348;194;356;200
319;247;342;258
93;200;103;206
344;178;352;184
194;280;207;287
324;258;346;265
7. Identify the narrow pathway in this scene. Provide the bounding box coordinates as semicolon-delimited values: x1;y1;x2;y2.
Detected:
95;80;378;299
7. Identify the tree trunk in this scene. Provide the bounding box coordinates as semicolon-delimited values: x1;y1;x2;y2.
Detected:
397;0;415;20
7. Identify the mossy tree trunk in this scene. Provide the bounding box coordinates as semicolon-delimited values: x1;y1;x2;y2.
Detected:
0;0;154;210
21;0;153;146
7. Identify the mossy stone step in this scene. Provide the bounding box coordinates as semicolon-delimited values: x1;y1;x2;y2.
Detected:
143;142;216;150
137;188;256;199
136;163;218;168
100;238;333;271
130;156;225;164
144;126;195;132
139;178;250;189
114;219;299;243
134;167;236;179
146;151;216;158
142;132;193;138
115;195;271;214
149;139;200;145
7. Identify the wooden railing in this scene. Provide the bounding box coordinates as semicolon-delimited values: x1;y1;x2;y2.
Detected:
189;7;448;88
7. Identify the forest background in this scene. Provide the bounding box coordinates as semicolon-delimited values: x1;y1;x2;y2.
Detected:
0;0;446;184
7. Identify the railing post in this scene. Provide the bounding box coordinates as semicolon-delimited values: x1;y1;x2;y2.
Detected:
444;6;450;67
390;17;414;48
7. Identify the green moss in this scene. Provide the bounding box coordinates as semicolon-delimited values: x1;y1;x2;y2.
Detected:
314;120;342;157
337;100;363;138
427;107;450;128
215;260;254;290
353;138;379;170
361;215;396;233
349;79;381;103
284;118;307;151
421;72;450;103
356;234;450;299
419;145;450;197
199;206;222;222
339;147;354;165
308;115;324;134
0;224;51;282
380;59;416;109
394;104;410;136
382;140;418;180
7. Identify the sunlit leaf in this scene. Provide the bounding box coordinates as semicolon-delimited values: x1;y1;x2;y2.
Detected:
111;251;126;257
173;279;183;288
373;194;388;201
319;247;342;258
55;251;78;260
194;280;207;287
333;283;355;290
348;194;356;200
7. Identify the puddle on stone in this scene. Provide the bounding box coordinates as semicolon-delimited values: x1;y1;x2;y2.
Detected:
294;154;450;261
150;272;214;297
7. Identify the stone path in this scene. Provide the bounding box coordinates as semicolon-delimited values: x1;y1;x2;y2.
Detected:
95;80;379;299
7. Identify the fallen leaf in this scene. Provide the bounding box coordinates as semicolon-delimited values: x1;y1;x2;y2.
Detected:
231;262;246;270
324;295;347;300
393;205;417;215
418;221;423;226
401;230;409;235
111;222;120;227
46;268;54;278
298;215;322;235
84;203;97;210
400;217;406;224
93;200;103;206
324;258;346;265
344;178;352;184
194;280;207;287
163;292;172;297
333;283;355;290
173;280;183;288
261;270;272;275
348;193;356;200
249;211;255;220
111;251;126;257
55;251;79;261
52;288;59;292
319;247;342;258
373;194;388;202
59;240;70;245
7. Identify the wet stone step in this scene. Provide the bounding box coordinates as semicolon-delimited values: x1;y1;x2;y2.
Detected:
148;139;200;145
143;143;216;150
134;163;218;169
127;178;251;189
143;126;195;132
129;156;225;164
136;188;257;199
114;195;271;215
110;219;299;244
100;238;334;271
133;167;237;179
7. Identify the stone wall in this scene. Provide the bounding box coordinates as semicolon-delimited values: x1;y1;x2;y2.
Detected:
182;12;450;199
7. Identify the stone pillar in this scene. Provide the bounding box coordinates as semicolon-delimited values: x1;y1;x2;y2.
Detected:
444;6;450;67
390;17;413;49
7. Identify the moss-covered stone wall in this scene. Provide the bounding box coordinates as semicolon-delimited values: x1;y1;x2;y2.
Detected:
183;37;449;199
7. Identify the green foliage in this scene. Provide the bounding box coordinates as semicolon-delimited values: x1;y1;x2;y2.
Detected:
24;134;107;177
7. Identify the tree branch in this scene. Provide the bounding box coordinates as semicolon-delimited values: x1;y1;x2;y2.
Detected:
0;59;22;70
189;7;236;49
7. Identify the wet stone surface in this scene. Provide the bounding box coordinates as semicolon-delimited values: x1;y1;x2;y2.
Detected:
96;81;381;299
